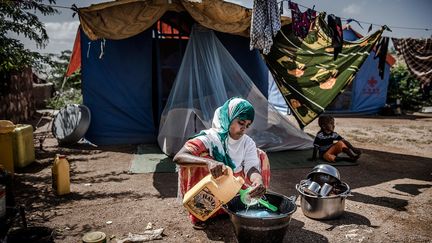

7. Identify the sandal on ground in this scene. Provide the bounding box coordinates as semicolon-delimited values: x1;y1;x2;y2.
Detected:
353;148;362;155
193;221;207;230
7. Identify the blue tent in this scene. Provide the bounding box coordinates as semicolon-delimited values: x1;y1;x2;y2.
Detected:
80;14;269;145
326;26;396;114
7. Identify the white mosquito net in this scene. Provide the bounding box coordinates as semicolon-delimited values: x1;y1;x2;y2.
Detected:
157;26;313;156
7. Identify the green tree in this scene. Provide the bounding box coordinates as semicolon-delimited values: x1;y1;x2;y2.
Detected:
388;63;432;111
44;50;82;109
0;0;58;73
45;50;81;90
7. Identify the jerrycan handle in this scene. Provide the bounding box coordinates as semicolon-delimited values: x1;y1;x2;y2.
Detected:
211;166;233;181
211;167;244;185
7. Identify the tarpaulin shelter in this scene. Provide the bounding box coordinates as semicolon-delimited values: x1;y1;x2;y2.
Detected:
326;25;396;114
72;0;313;152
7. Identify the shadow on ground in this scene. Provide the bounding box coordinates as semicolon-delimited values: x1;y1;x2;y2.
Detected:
268;148;432;212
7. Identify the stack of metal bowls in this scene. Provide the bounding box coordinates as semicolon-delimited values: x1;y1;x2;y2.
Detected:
296;164;352;220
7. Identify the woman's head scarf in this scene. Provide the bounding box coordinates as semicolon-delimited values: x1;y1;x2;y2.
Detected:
192;97;255;169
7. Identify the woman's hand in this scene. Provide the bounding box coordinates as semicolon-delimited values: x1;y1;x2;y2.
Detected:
208;161;226;178
248;173;266;198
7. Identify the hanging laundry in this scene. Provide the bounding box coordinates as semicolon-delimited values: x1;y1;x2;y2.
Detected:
327;14;343;60
250;0;281;55
289;1;316;39
264;12;384;128
279;1;284;15
374;36;390;79
392;37;432;95
346;18;363;29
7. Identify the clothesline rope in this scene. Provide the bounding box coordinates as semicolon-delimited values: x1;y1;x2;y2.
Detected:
1;0;73;10
279;0;431;32
3;0;431;32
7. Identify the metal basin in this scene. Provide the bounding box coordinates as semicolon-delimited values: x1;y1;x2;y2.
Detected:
223;191;297;243
52;104;91;145
296;181;351;220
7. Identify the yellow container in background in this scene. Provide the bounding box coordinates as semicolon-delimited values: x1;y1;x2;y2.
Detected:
0;132;14;174
52;154;70;195
12;124;35;168
0;120;15;174
0;120;15;133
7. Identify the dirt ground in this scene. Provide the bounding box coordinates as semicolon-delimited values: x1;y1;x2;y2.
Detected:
8;112;432;242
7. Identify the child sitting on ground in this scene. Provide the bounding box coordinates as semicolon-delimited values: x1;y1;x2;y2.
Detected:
312;115;361;162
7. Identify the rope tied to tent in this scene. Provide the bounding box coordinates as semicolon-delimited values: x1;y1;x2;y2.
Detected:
99;39;106;59
87;42;91;58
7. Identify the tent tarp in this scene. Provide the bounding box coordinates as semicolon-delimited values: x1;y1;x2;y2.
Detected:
326;50;390;114
81;28;157;145
81;26;271;145
79;0;250;40
78;0;290;40
325;26;394;114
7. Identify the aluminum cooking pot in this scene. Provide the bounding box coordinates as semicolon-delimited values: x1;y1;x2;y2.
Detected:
296;181;351;220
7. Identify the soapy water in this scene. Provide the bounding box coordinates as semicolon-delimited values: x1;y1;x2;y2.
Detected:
242;193;259;206
236;208;280;218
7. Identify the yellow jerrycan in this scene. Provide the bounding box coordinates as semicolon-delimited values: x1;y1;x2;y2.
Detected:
183;167;244;221
0;120;16;174
52;154;70;195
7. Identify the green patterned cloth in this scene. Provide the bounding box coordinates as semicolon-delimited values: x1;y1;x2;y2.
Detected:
265;12;384;128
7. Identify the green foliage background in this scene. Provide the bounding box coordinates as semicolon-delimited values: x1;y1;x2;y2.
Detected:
44;50;82;109
0;0;58;73
388;62;432;111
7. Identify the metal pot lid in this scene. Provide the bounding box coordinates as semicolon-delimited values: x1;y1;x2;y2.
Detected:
306;164;341;181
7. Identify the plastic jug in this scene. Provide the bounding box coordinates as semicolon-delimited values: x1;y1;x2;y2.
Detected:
52;154;70;195
183;167;244;221
12;124;35;168
0;120;16;174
